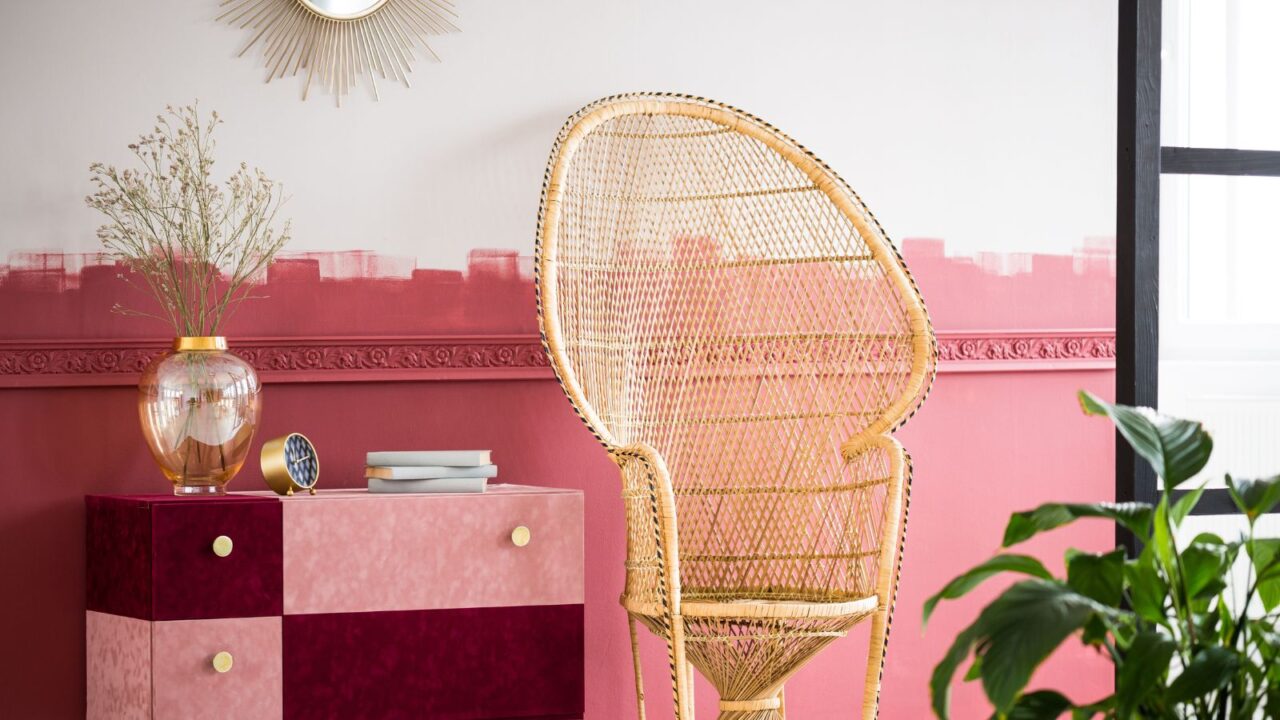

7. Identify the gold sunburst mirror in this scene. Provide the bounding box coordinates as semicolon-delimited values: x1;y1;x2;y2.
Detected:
218;0;458;103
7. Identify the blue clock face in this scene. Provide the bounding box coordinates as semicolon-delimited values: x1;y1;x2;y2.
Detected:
284;434;319;488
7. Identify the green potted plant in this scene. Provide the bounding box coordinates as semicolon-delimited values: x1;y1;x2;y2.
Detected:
926;391;1280;719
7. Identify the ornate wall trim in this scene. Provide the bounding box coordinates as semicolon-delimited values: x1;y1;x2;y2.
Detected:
0;330;1113;388
936;330;1116;373
0;335;551;388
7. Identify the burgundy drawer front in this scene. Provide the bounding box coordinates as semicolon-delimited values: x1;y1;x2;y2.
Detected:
283;604;585;719
87;495;283;620
152;499;283;620
86;496;153;620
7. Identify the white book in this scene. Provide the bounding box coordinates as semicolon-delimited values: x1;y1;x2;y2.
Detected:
365;464;497;480
366;450;492;467
367;477;488;494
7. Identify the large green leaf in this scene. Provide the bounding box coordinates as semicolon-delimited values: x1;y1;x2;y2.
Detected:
1079;614;1109;646
1125;546;1169;624
923;554;1054;628
1195;601;1225;644
975;581;1117;714
1171;481;1209;526
1265;686;1280;720
1255;620;1280;707
1165;646;1240;705
993;690;1073;720
1187;534;1236;607
931;624;981;719
1226;474;1280;522
1253;619;1280;661
1214;598;1237;649
1181;538;1231;600
929;581;1112;719
1003;503;1154;548
1186;531;1232;549
1066;548;1125;607
1070;696;1114;719
1250;538;1280;612
1079;391;1213;489
964;655;984;682
1152;496;1175;575
1116;629;1175;717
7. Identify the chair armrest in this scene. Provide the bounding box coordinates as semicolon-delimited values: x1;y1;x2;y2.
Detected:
610;443;683;616
840;434;910;604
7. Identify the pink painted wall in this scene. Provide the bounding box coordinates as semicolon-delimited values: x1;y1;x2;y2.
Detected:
0;241;1116;718
0;249;536;339
0;239;1114;340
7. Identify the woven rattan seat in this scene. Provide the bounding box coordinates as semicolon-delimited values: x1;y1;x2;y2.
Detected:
535;93;935;720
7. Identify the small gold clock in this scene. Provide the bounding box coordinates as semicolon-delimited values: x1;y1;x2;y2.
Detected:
260;433;320;496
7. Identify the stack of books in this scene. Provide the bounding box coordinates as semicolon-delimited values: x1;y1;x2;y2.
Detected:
365;450;496;494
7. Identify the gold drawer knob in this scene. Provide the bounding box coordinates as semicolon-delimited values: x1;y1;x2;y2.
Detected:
510;525;531;547
212;651;234;673
212;535;234;558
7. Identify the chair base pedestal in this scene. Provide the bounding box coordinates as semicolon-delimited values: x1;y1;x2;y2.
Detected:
719;696;782;720
718;711;781;720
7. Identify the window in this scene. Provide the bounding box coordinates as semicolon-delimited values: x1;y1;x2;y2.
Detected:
1118;0;1280;536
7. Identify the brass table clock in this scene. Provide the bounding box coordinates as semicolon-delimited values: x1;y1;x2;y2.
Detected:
261;433;320;496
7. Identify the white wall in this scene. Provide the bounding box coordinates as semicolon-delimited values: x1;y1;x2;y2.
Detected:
0;0;1115;271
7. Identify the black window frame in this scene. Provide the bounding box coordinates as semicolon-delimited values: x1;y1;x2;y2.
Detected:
1117;0;1280;553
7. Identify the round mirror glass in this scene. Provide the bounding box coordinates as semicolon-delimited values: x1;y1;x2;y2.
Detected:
300;0;387;20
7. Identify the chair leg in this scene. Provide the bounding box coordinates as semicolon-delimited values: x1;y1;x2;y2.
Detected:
861;606;891;720
668;619;694;720
685;658;696;715
628;615;647;720
862;442;910;720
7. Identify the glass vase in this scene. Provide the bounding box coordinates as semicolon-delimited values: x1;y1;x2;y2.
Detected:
138;337;261;495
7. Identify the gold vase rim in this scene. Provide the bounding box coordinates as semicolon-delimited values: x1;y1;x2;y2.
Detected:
173;336;228;352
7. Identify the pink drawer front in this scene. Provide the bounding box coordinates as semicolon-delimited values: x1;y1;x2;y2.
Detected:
87;612;281;720
87;611;151;720
282;486;584;614
152;616;282;720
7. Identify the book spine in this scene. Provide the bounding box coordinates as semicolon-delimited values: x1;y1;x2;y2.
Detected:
365;464;498;480
366;452;491;467
367;477;487;494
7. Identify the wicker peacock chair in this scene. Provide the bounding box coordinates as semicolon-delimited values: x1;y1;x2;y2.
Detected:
535;93;936;720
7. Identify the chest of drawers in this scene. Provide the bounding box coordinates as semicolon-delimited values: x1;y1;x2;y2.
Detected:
85;485;585;719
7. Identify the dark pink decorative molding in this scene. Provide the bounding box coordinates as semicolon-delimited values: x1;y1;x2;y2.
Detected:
936;330;1116;373
0;330;1112;388
0;335;551;388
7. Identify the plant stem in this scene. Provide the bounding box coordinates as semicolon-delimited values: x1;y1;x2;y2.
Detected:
86;104;289;336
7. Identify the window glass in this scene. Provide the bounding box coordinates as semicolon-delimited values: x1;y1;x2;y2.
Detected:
1159;1;1280;503
1163;0;1280;150
1163;174;1280;326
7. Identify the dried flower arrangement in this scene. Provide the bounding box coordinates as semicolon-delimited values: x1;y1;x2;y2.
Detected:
86;103;290;336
